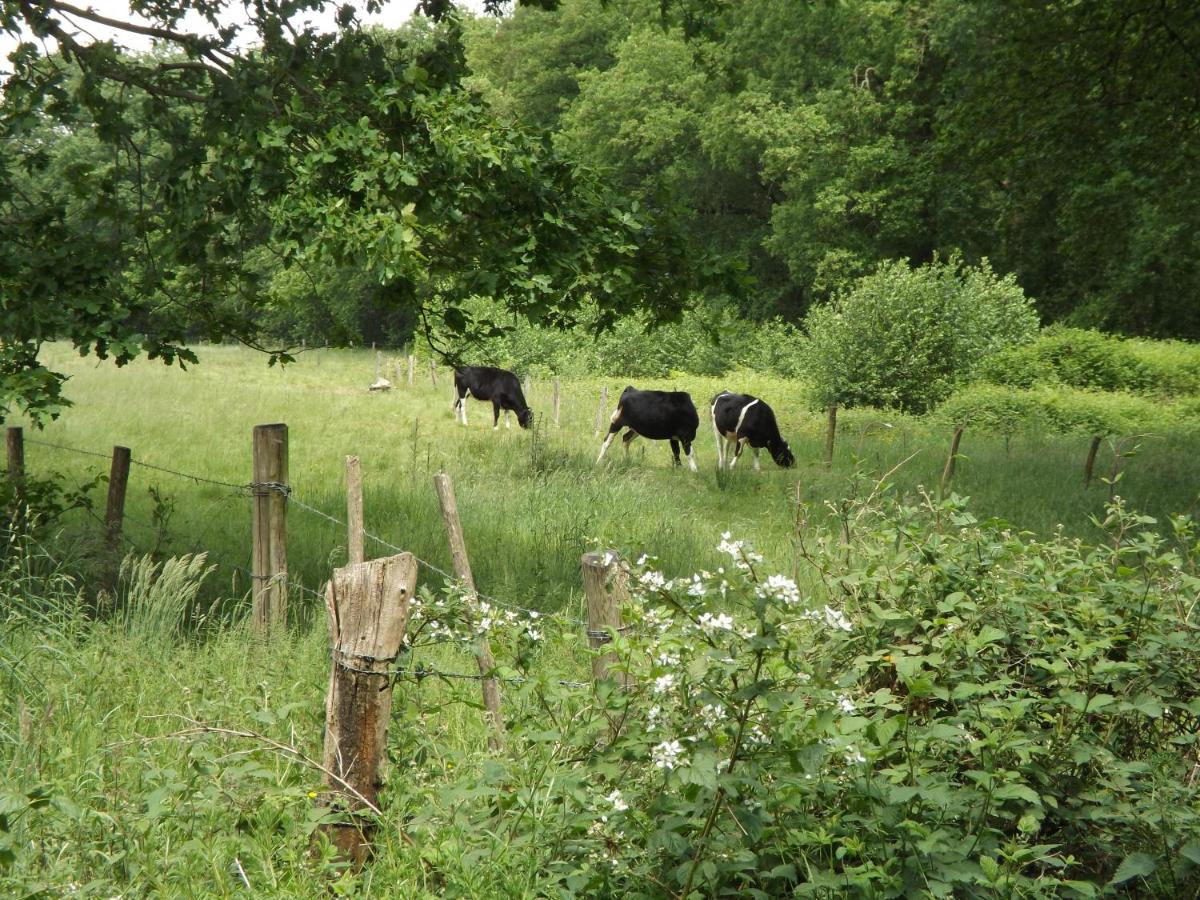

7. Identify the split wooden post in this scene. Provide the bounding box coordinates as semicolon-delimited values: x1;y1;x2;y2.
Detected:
374;350;381;381
433;473;505;747
523;374;532;397
823;405;838;468
429;359;438;388
581;552;630;688
552;378;561;428
101;445;131;595
594;386;608;436
251;424;289;634
346;456;364;566
6;426;23;479
1083;435;1103;487
406;355;415;387
940;424;965;498
321;552;416;867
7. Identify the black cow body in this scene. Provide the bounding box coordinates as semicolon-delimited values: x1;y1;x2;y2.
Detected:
711;391;795;470
597;387;699;471
452;366;533;430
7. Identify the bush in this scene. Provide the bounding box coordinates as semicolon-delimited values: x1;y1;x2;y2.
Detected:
802;255;1039;413
981;327;1200;397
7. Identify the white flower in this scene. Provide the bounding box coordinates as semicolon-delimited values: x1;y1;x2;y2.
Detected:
655;649;680;667
605;789;628;812
647;704;664;730
845;747;866;765
758;574;801;606
525;628;543;642
837;695;857;714
700;703;727;730
639;570;667;590
697;612;735;634
653;673;677;695
652;739;686;770
822;606;852;632
687;575;707;597
636;554;650;566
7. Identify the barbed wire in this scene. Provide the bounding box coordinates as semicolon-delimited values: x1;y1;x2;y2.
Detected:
24;438;250;492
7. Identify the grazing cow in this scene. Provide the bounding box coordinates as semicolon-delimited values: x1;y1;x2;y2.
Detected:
452;365;533;430
597;387;700;471
711;391;795;471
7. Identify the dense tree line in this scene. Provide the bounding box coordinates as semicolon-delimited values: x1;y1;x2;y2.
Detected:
465;0;1200;337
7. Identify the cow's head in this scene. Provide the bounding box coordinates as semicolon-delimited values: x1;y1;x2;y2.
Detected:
769;440;795;468
517;407;534;429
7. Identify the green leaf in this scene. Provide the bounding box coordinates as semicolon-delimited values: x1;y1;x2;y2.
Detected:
1109;852;1156;885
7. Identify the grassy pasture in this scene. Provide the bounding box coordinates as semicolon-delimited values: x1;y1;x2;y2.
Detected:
15;342;1200;620
4;343;1200;896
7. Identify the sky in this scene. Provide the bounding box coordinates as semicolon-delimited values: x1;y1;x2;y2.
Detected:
0;0;491;73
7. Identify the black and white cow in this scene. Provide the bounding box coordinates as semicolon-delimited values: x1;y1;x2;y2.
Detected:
452;365;533;430
711;391;795;471
597;387;700;471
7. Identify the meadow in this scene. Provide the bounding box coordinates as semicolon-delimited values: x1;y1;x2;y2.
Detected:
3;343;1199;897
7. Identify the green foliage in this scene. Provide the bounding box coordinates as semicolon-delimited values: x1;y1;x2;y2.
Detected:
982;327;1200;398
802;255;1039;413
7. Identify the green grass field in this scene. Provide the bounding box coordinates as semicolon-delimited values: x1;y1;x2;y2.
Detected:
4;344;1199;896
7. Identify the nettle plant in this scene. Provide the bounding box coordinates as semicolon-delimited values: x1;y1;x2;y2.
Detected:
395;492;1200;898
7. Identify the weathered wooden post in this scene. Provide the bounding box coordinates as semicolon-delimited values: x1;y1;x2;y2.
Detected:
1083;435;1103;487
251;424;289;633
824;405;837;468
346;456;364;566
406;355;415;387
429;359;438;388
523;374;532;397
594;386;608;436
321;552;416;867
374;349;381;381
552;379;561;428
581;552;630;688
101;445;131;595
940;424;965;498
6;426;23;479
433;472;505;748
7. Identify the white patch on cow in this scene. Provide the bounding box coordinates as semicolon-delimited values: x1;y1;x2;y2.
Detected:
504;410;511;429
753;447;762;472
597;430;617;463
609;405;623;423
687;445;698;472
460;388;470;426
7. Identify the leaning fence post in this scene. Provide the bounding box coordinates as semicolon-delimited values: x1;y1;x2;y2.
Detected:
346;456;364;566
321;551;416;867
433;472;505;748
523;374;532;397
251;424;289;634
940;424;965;498
594;386;608;436
101;445;131;595
429;359;438;388
1083;435;1103;487
552;379;561;428
824;405;837;468
406;355;415;387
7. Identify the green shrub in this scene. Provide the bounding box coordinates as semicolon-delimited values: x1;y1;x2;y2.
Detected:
802;255;1039;413
982;327;1200;397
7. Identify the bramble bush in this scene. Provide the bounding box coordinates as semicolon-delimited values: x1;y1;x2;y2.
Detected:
802;255;1039;414
399;488;1200;897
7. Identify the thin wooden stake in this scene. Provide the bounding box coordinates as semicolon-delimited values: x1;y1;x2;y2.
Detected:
102;445;131;596
940;424;965;498
433;473;504;747
594;386;608;436
823;405;837;468
429;359;438;388
523;374;532;397
374;350;381;381
251;424;289;634
552;378;561;428
346;456;364;566
6;426;23;478
407;355;414;387
1083;435;1102;487
321;552;416;867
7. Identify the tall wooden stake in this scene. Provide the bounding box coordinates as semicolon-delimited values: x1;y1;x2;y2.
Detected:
101;445;131;595
433;472;505;748
523;374;532;397
406;355;415;387
552;379;561;427
6;426;23;478
346;456;364;566
322;552;416;867
940;424;965;498
251;424;289;634
581;552;630;687
824;405;837;468
1083;435;1103;487
594;386;608;436
374;350;381;381
429;359;438;387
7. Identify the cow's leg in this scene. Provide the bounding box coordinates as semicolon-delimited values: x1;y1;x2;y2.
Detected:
669;438;682;466
730;439;745;469
753;447;762;472
596;415;623;463
623;429;639;459
460;389;470;426
711;403;725;470
684;440;698;472
493;401;501;430
504;409;511;429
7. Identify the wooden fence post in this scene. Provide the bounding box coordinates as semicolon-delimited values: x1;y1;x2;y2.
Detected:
432;472;505;748
346;456;364;566
321;552;416;867
429;359;438;388
101;445;131;595
581;552;630;687
523;374;532;397
1083;435;1102;487
6;426;23;478
251;424;289;634
940;424;965;498
594;386;608;436
823;405;837;468
406;355;414;387
552;379;561;428
374;350;381;381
